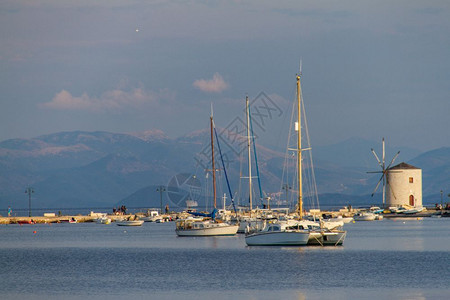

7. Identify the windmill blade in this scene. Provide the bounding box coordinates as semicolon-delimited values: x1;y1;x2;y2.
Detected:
386;151;400;170
367;171;383;174
371;149;383;168
371;174;384;197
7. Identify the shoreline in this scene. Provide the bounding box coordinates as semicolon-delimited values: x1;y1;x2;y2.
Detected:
1;209;447;224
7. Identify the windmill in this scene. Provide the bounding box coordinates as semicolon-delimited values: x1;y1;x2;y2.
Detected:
367;138;400;208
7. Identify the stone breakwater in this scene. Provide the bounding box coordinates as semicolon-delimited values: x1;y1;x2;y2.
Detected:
0;214;153;225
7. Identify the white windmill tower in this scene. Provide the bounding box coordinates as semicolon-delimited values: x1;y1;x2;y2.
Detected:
367;138;400;208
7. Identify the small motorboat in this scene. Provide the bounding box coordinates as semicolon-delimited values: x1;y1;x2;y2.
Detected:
140;210;160;222
116;220;144;226
402;206;424;214
353;212;376;221
96;217;111;224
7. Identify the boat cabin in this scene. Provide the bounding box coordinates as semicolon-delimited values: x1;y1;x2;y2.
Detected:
263;222;316;232
265;224;282;232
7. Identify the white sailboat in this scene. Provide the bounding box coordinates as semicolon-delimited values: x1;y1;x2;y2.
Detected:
175;216;239;236
246;73;312;246
245;220;309;246
275;219;346;246
237;95;266;233
245;71;346;246
175;110;239;237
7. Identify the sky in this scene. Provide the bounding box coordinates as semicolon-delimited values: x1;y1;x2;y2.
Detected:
1;0;449;152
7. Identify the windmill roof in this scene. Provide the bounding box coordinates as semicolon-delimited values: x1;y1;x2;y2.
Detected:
388;162;420;170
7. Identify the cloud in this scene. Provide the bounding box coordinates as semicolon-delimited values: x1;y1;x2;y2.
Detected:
193;73;229;93
41;87;171;112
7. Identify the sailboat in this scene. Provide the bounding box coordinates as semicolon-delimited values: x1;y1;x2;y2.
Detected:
245;72;346;246
245;74;311;246
175;110;239;237
237;95;266;234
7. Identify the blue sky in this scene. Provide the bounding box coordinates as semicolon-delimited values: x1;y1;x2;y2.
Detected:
1;0;449;151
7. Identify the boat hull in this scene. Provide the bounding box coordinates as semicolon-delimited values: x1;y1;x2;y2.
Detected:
308;231;346;246
176;225;239;236
353;213;376;221
96;217;111;224
116;220;144;226
245;231;310;246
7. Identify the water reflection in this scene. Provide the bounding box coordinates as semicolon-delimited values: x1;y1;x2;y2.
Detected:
344;218;450;251
1;219;449;299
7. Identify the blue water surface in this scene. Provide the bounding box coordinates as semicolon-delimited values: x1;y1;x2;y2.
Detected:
0;218;449;299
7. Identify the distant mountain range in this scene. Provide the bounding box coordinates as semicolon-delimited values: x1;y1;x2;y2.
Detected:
0;130;449;212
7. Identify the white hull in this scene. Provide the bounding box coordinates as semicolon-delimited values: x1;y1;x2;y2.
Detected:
176;224;239;236
322;220;345;229
308;231;347;246
96;217;111;224
245;231;310;246
325;216;353;224
116;220;144;226
402;206;424;214
354;212;376;221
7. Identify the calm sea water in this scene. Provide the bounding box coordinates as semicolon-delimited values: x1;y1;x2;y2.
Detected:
0;218;449;299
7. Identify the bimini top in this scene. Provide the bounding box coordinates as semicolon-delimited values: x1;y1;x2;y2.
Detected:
388;162;420;170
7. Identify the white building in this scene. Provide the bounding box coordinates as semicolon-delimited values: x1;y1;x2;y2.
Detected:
386;162;422;207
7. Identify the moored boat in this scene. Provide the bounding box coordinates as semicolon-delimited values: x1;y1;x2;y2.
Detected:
245;72;346;246
323;215;354;224
96;217;111;224
245;221;309;246
175;218;238;236
401;206;424;214
116;220;144;226
307;226;347;246
175;109;238;237
353;211;377;221
287;219;346;246
140;210;160;222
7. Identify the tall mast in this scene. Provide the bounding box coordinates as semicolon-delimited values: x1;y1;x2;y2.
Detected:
297;74;303;218
210;112;217;209
246;95;253;214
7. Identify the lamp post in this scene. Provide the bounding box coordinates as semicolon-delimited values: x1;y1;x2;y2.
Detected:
156;186;166;214
25;187;34;217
